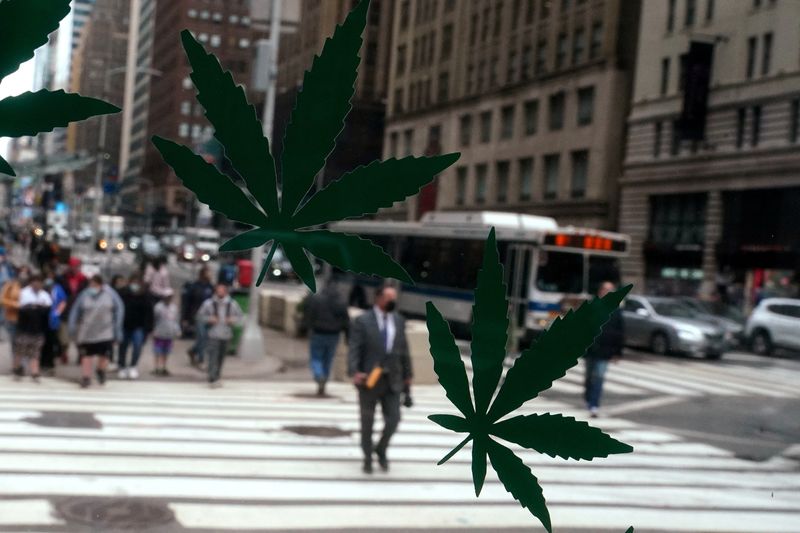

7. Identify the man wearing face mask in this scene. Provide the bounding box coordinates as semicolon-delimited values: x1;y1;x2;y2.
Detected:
348;286;413;474
68;275;124;388
117;274;154;380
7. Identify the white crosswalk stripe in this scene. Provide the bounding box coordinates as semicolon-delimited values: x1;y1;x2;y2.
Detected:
0;377;797;532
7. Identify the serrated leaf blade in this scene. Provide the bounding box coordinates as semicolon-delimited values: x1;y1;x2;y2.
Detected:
300;230;411;283
488;286;631;422
0;90;119;138
0;0;70;81
472;436;488;497
426;302;475;418
282;243;316;292
428;414;469;433
470;228;509;416
491;413;633;460
292;154;460;229
152;136;269;228
0;155;14;177
487;439;552;532
279;0;369;216
180;30;279;218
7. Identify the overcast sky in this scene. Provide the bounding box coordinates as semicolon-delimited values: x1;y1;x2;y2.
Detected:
0;59;35;159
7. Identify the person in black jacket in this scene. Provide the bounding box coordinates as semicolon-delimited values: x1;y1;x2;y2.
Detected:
584;281;625;417
117;274;154;380
14;274;52;382
184;266;214;367
304;281;350;396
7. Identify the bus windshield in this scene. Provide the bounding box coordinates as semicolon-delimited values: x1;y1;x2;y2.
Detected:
588;256;621;295
536;251;583;293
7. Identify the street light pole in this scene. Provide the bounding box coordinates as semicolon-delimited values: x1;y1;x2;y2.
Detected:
239;0;283;360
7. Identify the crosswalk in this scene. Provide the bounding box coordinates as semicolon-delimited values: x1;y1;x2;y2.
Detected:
461;349;800;399
0;376;797;532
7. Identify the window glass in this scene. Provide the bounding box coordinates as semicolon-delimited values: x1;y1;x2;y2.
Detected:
536;251;583;293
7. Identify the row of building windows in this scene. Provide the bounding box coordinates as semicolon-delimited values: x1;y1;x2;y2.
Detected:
666;0;777;33
187;9;250;25
649;98;800;159
399;0;457;31
187;31;251;49
453;151;590;206
178;122;214;141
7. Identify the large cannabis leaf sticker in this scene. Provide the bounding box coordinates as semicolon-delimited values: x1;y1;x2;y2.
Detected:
152;0;458;290
426;228;634;532
0;0;120;176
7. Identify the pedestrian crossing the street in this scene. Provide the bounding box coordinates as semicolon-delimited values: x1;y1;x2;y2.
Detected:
0;377;797;532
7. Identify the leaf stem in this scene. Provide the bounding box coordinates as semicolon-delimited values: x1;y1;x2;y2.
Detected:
437;434;473;465
256;241;279;286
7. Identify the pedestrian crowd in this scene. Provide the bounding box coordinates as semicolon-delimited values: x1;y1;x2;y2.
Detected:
0;243;243;389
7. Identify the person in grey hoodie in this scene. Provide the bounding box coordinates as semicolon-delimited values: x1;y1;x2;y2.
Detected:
68;275;124;388
197;283;243;388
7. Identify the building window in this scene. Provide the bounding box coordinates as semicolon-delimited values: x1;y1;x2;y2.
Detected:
400;0;410;29
762;33;772;76
746;37;757;79
188;9;197;18
649;193;707;246
200;10;209;19
572;27;585;64
751;105;762;146
544;154;560;199
212;12;222;22
182;76;192;90
501;105;515;139
535;39;547;74
210;35;221;47
589;22;602;59
540;0;551;18
445;0;456;12
438;72;449;103
475;164;487;204
441;24;453;60
524;99;539;135
396;45;406;75
198;33;209;43
507;49;517;83
790;99;800;143
456;167;468;206
555;33;567;69
241;16;251;26
669;120;682;155
179;123;189;138
480;110;492;143
489;55;499;87
389;132;398;158
570;150;588;198
481;7;490;41
577;86;594;126
548;92;565;131
477;59;485;91
525;0;535;24
705;0;714;21
496;161;510;203
180;101;191;115
403;129;414;156
736;108;746;148
459;114;472;147
238;38;251;48
667;0;676;31
521;45;533;79
512;0;522;29
678;53;689;92
494;1;503;36
660;57;670;95
393;88;404;114
654;121;663;158
466;63;474;94
519;157;533;200
469;13;478;45
229;14;239;24
191;124;202;139
685;0;696;27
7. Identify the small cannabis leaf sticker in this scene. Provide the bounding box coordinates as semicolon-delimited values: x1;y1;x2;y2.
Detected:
153;0;458;290
426;228;634;532
0;0;120;176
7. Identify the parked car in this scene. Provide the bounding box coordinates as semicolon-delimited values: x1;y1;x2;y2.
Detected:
622;295;727;359
677;297;745;349
178;243;211;263
745;298;800;356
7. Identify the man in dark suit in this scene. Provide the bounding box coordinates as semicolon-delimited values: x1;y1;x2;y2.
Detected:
348;286;413;474
584;281;625;418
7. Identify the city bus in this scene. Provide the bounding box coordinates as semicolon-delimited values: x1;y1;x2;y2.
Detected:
331;211;630;345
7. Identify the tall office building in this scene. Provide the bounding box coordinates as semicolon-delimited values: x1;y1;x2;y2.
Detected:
381;0;641;227
273;0;394;187
120;0;267;228
619;0;800;302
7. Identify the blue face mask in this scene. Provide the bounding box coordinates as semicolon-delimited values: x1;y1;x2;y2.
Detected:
89;287;102;297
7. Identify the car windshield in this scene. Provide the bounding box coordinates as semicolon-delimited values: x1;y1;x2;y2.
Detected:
652;301;697;319
536;251;583;294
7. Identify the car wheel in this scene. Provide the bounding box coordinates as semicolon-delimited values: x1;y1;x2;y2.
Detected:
650;332;670;356
705;351;723;361
750;330;773;356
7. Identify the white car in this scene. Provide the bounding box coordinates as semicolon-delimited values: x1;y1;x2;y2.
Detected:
745;298;800;356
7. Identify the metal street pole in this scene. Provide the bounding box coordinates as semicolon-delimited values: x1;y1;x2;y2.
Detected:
239;0;282;360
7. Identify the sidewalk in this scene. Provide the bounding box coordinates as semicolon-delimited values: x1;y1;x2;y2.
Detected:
0;326;305;386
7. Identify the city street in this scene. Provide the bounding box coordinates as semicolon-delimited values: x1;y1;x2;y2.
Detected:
0;331;797;532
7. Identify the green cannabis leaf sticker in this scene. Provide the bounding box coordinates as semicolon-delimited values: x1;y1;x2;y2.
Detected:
0;0;120;176
426;228;634;532
153;0;459;290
